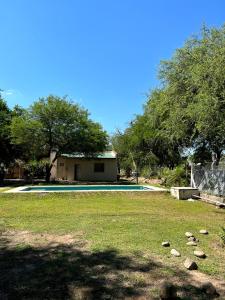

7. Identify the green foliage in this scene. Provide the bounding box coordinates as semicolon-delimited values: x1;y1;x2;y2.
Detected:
161;165;188;187
11;95;108;181
114;24;225;175
0;95;12;165
112;91;182;174
23;160;45;179
140;165;160;178
158;24;225;161
23;158;51;180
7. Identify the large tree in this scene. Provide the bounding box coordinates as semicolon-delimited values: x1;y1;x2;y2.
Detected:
11;95;108;182
158;24;225;163
0;94;12;184
113;24;225;173
0;93;24;184
0;94;12;166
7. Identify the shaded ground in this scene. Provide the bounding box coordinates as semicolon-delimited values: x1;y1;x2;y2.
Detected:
0;230;224;300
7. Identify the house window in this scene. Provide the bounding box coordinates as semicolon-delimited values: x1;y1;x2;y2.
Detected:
94;163;104;172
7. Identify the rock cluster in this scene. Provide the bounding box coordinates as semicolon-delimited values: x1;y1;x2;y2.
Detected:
159;229;215;299
161;229;209;272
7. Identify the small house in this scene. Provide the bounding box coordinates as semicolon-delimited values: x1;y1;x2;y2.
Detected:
50;151;118;182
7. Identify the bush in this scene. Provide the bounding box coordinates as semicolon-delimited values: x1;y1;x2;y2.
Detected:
24;159;49;180
161;165;189;187
140;165;161;178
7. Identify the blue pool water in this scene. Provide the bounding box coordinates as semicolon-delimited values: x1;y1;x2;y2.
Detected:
22;185;152;192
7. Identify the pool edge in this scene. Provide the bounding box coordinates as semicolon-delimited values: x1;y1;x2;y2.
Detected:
5;185;167;193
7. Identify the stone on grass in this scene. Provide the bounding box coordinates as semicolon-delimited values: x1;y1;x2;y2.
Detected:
186;241;197;246
194;250;206;258
170;249;181;257
201;282;219;297
184;258;198;270
199;229;208;235
185;232;194;238
188;236;199;242
159;281;177;300
162;241;170;247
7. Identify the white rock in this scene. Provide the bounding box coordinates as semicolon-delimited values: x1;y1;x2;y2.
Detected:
186;241;197;246
188;236;199;242
194;250;206;258
199;229;208;234
162;241;170;247
185;232;194;238
184;258;198;270
170;249;181;257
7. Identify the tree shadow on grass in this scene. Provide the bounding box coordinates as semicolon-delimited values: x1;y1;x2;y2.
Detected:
0;234;157;300
0;233;223;300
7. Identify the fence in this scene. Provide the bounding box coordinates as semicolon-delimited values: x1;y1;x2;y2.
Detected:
191;163;225;196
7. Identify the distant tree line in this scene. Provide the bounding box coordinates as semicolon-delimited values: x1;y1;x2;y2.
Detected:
0;94;108;184
112;24;225;178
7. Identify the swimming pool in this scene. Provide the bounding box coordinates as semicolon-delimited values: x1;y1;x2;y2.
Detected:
8;185;157;193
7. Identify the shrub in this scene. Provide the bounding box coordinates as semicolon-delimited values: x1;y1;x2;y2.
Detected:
161;165;189;187
141;165;161;178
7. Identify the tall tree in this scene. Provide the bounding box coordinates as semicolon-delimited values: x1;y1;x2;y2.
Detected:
0;93;12;165
11;95;108;182
158;24;225;163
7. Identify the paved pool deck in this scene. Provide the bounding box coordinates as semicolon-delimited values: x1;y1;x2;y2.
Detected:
5;185;167;193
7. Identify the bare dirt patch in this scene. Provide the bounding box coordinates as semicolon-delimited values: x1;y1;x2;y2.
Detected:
1;230;89;249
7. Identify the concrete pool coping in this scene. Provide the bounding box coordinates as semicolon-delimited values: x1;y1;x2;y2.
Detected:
5;185;167;193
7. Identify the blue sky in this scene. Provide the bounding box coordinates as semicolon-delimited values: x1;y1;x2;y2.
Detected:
1;0;224;134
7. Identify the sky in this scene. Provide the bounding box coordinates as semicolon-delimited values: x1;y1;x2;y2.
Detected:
1;0;225;134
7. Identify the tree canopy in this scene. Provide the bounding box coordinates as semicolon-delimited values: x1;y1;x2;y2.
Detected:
11;95;108;181
113;24;225;174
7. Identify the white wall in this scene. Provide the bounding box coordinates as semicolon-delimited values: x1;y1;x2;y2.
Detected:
53;157;118;182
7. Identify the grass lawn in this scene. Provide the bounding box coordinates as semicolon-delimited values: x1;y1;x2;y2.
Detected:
0;191;224;299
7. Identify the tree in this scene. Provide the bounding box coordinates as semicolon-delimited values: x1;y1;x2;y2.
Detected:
11;95;108;182
158;24;225;163
0;94;13;167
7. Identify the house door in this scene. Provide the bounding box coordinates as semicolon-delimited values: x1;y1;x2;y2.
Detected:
74;164;80;181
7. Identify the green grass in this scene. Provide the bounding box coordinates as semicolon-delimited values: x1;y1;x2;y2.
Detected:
0;191;224;278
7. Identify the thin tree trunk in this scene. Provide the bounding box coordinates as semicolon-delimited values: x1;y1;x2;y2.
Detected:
46;152;58;183
212;149;222;167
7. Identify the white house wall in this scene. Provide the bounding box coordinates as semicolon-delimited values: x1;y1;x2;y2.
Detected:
52;157;117;182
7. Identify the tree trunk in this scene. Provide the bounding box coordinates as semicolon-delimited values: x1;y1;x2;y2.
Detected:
215;150;222;166
0;170;5;186
46;151;58;183
212;149;222;166
45;165;51;183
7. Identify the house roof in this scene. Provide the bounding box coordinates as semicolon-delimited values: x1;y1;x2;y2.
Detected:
61;151;117;159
